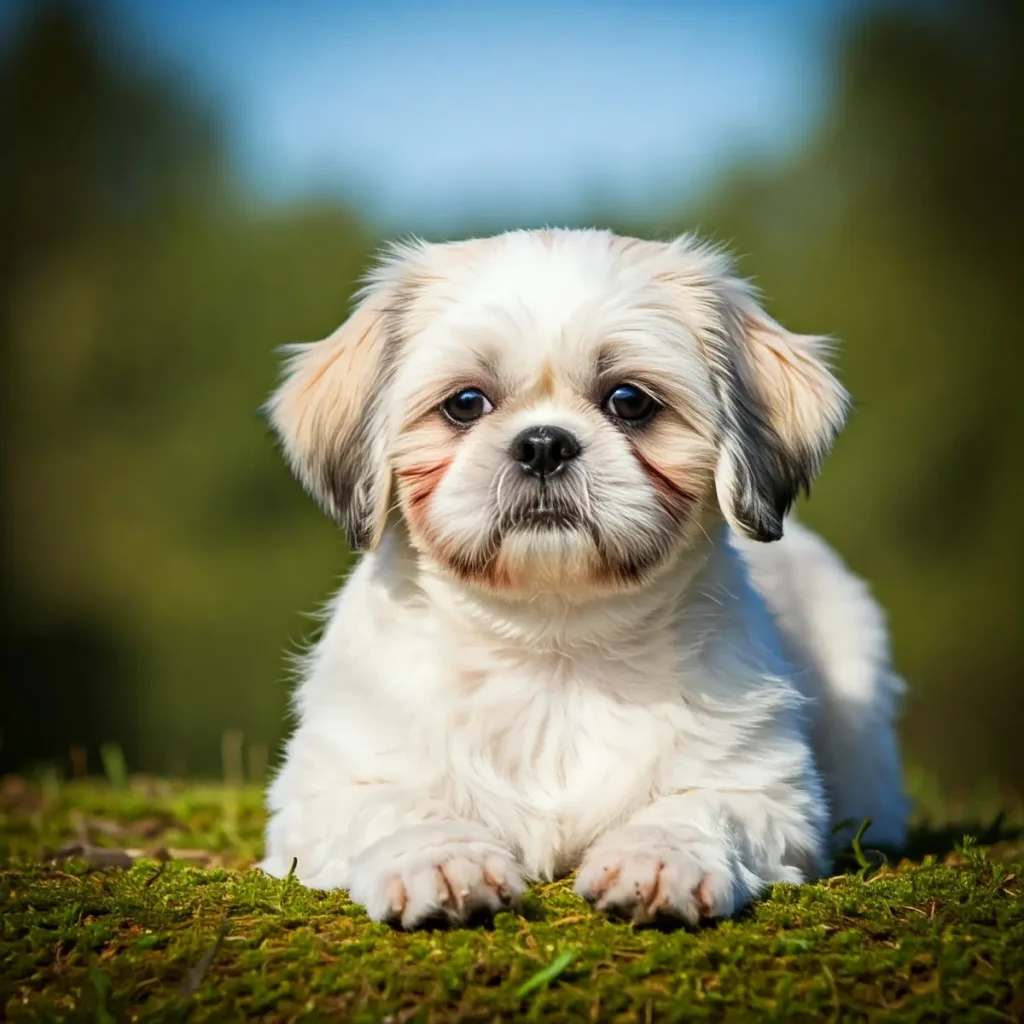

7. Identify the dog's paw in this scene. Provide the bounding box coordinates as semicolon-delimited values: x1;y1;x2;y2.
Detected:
347;822;526;930
574;826;747;926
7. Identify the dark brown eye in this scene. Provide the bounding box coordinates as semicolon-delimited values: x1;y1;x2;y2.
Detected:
442;388;493;425
605;383;660;424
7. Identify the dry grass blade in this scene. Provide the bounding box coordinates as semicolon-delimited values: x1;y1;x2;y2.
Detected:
144;847;217;865
46;843;136;869
178;919;230;997
42;843;218;870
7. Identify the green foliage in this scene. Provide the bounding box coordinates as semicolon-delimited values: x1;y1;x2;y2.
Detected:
1;778;1022;1022
1;1;1022;789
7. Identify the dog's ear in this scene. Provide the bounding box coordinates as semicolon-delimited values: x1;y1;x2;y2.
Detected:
711;276;850;542
266;291;398;552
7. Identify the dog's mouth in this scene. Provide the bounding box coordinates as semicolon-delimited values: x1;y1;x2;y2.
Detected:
498;500;584;532
521;507;576;528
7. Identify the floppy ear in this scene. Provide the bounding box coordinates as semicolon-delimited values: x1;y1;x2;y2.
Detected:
712;279;850;542
266;293;397;551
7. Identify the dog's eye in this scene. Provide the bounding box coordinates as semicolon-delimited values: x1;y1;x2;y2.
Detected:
442;388;493;425
605;384;659;424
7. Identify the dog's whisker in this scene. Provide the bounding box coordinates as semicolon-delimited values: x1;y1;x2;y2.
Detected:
693;518;715;549
493;463;515;523
577;472;595;522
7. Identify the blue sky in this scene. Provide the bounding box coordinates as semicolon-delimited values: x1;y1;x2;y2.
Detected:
7;0;871;229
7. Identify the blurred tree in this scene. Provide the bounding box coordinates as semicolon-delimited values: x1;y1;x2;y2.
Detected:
0;3;373;773
0;0;1019;793
1;2;221;771
0;2;222;270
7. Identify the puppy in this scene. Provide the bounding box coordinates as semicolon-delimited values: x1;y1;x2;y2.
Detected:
259;229;908;929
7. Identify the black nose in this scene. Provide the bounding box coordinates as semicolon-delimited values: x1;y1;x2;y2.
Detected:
510;425;581;479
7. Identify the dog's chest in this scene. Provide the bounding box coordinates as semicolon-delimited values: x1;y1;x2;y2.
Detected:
429;646;682;875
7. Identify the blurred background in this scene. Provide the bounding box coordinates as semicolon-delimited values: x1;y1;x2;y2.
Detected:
1;0;1020;799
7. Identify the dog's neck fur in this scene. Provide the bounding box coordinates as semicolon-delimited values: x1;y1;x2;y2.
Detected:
365;518;741;658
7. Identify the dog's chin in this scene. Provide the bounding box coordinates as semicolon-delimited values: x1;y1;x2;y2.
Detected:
492;526;604;598
424;511;681;600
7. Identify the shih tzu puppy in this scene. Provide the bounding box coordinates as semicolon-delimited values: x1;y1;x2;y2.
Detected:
259;229;908;929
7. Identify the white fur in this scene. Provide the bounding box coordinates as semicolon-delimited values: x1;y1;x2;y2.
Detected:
260;229;908;929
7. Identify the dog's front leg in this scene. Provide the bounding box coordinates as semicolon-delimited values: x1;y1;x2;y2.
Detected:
263;773;526;929
574;785;826;925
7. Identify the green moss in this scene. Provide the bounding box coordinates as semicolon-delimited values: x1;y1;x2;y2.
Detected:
2;777;1022;1022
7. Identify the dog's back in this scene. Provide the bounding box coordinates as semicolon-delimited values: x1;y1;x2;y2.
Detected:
735;519;909;849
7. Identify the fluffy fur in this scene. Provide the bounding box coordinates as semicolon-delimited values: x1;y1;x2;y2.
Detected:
260;229;908;929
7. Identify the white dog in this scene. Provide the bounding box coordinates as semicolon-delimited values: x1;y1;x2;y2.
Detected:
259;229;908;929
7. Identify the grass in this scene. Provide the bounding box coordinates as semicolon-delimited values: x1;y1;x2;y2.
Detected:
1;772;1022;1022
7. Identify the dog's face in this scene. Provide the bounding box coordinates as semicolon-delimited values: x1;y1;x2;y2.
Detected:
269;230;849;598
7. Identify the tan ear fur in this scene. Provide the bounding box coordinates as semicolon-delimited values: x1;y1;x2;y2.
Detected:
267;297;395;551
713;278;850;542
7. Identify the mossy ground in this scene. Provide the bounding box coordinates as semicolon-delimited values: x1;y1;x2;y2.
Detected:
2;774;1022;1022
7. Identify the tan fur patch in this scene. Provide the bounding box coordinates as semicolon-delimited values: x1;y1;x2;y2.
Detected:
459;670;488;694
267;299;395;545
626;414;714;525
396;458;452;527
535;361;558;397
736;311;844;453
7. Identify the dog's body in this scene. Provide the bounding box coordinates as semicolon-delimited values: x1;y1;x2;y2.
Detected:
260;229;907;928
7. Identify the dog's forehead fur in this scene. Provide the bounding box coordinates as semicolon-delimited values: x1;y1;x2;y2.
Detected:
380;229;727;340
407;231;659;321
383;230;725;420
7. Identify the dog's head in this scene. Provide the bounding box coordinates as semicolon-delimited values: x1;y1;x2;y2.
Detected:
268;230;848;597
